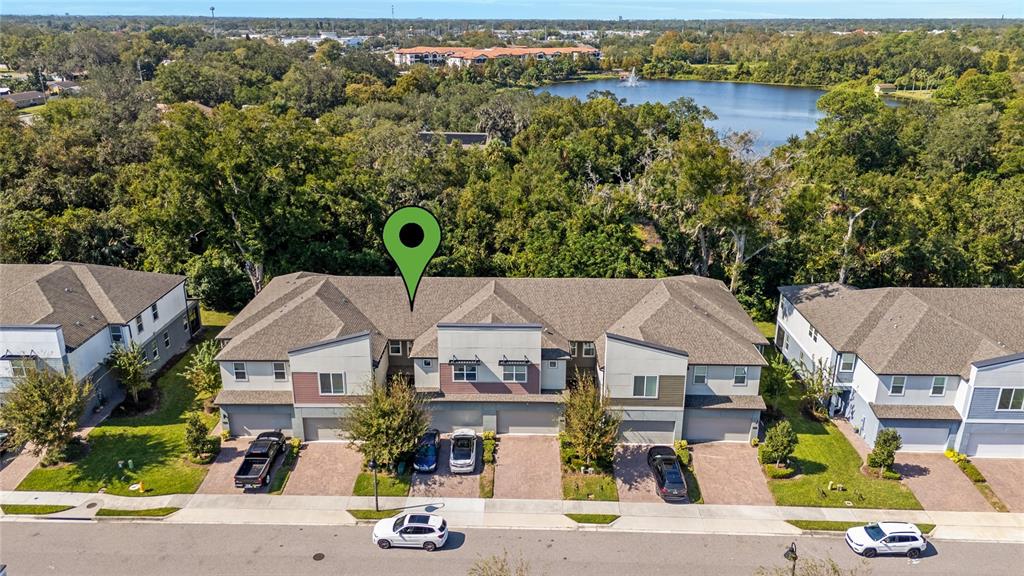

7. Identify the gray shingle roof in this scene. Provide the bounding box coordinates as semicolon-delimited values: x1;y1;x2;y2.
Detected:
780;283;1024;379
685;394;767;410
0;262;186;348
218;274;767;366
868;403;963;421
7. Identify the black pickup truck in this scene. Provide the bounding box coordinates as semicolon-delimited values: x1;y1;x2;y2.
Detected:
234;431;285;489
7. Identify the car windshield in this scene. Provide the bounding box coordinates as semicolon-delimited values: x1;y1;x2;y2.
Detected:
416;443;436;459
864;524;886;541
392;516;406;532
452;438;473;458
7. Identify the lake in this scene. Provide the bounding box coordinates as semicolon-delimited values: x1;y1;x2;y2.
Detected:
536;79;826;154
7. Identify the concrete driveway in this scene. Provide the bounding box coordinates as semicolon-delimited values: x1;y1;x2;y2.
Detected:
284;442;362;496
973;459;1024;512
493;435;561;500
691;442;773;505
409;438;479;498
613;445;660;502
893;452;991;511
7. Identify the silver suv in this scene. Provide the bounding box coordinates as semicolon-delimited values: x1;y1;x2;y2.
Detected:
845;522;927;558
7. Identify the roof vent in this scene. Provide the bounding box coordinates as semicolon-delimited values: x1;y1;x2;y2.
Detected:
64;287;72;293
90;314;98;320
74;321;83;326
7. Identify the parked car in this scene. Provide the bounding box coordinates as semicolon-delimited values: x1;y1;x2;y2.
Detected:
449;429;477;474
646;446;687;502
234;431;285;489
0;429;13;456
414;429;440;473
845;522;927;558
372;513;448;551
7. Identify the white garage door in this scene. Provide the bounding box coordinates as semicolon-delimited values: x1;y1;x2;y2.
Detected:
683;410;752;442
619;420;675;444
303;417;348;441
890;425;951;452
228;409;293;437
497;409;558;435
430;408;484;433
964;433;1024;458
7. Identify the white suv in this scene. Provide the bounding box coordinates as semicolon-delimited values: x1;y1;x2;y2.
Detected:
845;522;927;558
372;513;448;551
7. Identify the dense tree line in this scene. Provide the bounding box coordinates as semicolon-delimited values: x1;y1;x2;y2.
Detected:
1;25;1021;318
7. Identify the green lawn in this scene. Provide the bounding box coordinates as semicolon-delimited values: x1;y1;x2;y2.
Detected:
767;385;922;510
755;321;777;339
353;471;412;497
1;504;72;515
96;507;180;517
566;513;619;524
201;308;235;329
786;520;935;534
562;472;619;501
17;325;229;496
348;508;402;520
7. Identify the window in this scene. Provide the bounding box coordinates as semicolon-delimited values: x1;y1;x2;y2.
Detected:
423;359;432;367
693;365;707;385
807;326;817;341
110;325;124;344
997;388;1024;411
549;361;557;368
389;340;403;356
453;364;477;382
232;362;247;381
162;331;170;348
10;360;28;379
135;316;144;333
930;376;946;396
839;353;856;372
783;332;790;351
318;373;346;395
151;344;159;361
273;362;287;381
150;303;159;321
890;375;906;396
733;367;748;385
632;375;658;398
570;342;578;357
183;314;191;332
582;342;596;357
503;364;527;383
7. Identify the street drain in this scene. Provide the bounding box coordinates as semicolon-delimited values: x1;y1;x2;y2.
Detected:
313;553;325;561
86;502;98;509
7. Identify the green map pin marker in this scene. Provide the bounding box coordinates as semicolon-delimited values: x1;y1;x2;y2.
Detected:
383;206;441;311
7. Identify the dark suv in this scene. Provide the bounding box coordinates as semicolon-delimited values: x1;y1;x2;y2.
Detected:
646;446;687;502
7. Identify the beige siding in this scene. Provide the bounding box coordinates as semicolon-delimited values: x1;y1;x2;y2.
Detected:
612;375;686;407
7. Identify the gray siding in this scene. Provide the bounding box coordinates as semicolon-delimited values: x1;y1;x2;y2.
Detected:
873;374;959;406
968;387;1024;420
611;374;685;407
848;390;882;448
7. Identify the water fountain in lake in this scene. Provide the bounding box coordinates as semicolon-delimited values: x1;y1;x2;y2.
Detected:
621;67;641;87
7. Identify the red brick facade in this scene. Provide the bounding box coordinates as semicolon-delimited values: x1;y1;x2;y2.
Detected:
439;363;540;395
292;371;350;404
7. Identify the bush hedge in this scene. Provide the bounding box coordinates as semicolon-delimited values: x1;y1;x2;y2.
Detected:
482;431;497;464
764;465;795;479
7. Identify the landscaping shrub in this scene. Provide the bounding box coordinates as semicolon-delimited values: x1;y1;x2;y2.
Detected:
284;437;301;466
202;435;221;455
945;449;968;465
750;437;759;447
482;431;497;464
673;439;690;466
764;465;795;479
881;468;901;481
867;429;902;469
759;420;797;466
958;460;986;483
184;411;208;457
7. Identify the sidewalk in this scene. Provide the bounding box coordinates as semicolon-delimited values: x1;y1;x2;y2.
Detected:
4;490;1023;543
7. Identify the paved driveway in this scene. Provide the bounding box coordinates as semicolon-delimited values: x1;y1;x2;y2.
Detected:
893;452;991;511
409;438;479;498
613;445;660;502
197;437;288;494
493;435;561;500
284;442;362;496
973;459;1024;512
691;442;773;505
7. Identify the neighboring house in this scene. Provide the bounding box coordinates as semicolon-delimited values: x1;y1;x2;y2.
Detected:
1;91;47;109
0;262;202;411
874;83;897;95
775;283;1024;457
393;45;600;67
214;274;767;442
46;80;82;95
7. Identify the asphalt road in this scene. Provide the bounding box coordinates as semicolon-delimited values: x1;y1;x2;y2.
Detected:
1;521;1022;576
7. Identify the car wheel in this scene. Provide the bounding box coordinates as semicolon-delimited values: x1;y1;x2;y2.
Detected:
862;548;877;558
907;548;921;559
423;542;436;552
377;540;391;550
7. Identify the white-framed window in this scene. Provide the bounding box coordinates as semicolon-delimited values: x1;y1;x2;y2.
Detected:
110;325;124;344
570;342;578;357
10;359;29;379
423;359;432;367
632;375;658;398
549;361;557;368
135;316;144;333
733;367;748;385
930;376;947;396
453;364;477;382
151;344;159;361
839;353;856;373
503;364;527;382
273;362;287;381
162;331;170;348
232;362;247;381
693;365;707;385
890;375;906;396
150;303;159;321
783;332;790;351
582;342;596;357
997;388;1024;411
318;372;346;395
389;340;403;356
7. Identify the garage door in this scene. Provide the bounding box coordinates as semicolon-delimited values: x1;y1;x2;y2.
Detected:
430;408;484;433
618;420;675;444
888;424;952;452
497;409;558;435
683;410;752;442
303;417;348;441
964;433;1024;458
228;408;293;437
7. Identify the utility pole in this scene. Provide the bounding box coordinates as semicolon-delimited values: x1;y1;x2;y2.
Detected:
210;6;217;38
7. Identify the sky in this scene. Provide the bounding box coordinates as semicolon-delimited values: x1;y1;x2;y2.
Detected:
0;0;1021;19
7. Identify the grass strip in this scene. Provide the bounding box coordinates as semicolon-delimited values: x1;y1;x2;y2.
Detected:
566;513;619;524
95;507;180;517
348;509;401;520
1;504;73;515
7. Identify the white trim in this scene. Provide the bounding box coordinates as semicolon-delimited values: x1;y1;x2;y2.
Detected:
388;340;403;356
150;302;160;322
135;316;144;334
162;331;170;348
930;376;947;397
839;352;856;373
890;375;906;396
273;362;287;381
502;364;527;383
733;366;748;386
632;375;659;398
995;387;1024;411
232;362;248;382
453;364;478;382
582;342;596;357
693;365;707;385
963;418;1024;424
318;372;347;395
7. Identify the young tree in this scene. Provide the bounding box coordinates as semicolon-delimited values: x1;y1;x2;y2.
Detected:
757;557;871;576
184;411;208;457
107;342;151;404
562;371;622;466
468;550;532;576
797;359;834;421
868;428;902;470
183;339;222;406
761;353;797;406
348;375;428;469
759;420;798;467
0;368;92;463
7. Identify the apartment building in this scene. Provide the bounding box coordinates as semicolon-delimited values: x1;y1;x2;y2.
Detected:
392;45;599;67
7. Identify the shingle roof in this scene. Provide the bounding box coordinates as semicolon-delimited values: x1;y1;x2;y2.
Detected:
218;274;767;366
214;389;294;406
780;283;1024;379
868;403;963;421
0;262;185;348
685;394;767;410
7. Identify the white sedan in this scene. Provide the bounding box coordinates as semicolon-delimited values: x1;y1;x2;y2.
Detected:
372;513;448;551
845;522;927;558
